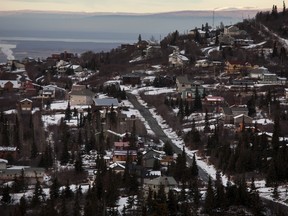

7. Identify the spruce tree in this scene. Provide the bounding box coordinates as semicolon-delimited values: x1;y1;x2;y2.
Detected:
204;176;215;214
31;179;45;206
1;185;11;204
49;177;60;200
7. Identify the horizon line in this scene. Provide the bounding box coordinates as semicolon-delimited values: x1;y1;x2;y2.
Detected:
0;8;268;15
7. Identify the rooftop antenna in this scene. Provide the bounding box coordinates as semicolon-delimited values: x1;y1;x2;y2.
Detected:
213;10;215;28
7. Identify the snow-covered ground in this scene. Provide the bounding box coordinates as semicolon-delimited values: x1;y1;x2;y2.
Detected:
126;84;288;206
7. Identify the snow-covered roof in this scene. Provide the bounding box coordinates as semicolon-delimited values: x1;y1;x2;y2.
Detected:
0;158;8;163
0;80;21;88
20;98;32;103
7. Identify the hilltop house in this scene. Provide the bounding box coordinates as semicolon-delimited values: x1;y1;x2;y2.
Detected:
169;50;189;67
93;98;119;110
225;60;253;74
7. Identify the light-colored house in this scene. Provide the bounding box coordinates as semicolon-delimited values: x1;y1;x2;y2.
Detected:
0;167;46;184
224;25;240;36
169;50;189;67
69;85;95;106
0;159;8;169
234;114;253;129
144;176;177;197
19;98;33;112
176;75;193;92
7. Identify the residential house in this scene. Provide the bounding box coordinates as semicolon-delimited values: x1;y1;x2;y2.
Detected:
39;85;56;99
145;45;162;59
144;176;177;197
142;149;165;169
122;74;141;86
180;85;205;101
93;98;119;109
112;150;137;163
195;59;213;68
19;98;33;112
21;80;37;96
224;25;247;36
249;67;269;79
176;75;193;92
109;162;125;174
69;85;95;106
234;114;253;130
204;95;224;105
225;61;253;73
0;146;18;161
169;50;189;67
222;106;249;124
234;39;253;46
231;106;249;116
0;80;21;92
0;167;46;184
0;159;8;169
114;141;130;150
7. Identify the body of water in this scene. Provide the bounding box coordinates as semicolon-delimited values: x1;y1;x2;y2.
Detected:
0;38;128;63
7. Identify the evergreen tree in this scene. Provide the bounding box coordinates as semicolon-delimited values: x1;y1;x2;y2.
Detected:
64;102;72;122
194;86;202;111
190;153;198;179
74;152;84;172
204;109;210;133
30;139;38;159
1;185;11;204
163;141;174;156
60;197;68;216
167;189;177;215
204;176;215;214
19;195;27;216
272;183;279;200
31;179;45;206
49;177;60;200
63;180;73;199
215;171;225;208
60;142;70;165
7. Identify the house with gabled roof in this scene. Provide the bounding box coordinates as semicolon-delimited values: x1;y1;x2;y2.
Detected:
19;98;33;112
69;85;95;106
142;149;165;169
144;176;178;197
169;50;189;67
176;75;193;92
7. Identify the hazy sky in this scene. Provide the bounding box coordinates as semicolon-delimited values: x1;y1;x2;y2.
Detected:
0;0;280;13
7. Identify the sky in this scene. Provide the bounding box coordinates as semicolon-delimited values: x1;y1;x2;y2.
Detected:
0;0;281;13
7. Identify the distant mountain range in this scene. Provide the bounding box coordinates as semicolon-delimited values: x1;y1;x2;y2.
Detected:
0;9;260;42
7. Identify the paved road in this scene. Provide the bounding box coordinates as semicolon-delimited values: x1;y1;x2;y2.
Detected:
127;93;209;182
127;93;288;215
